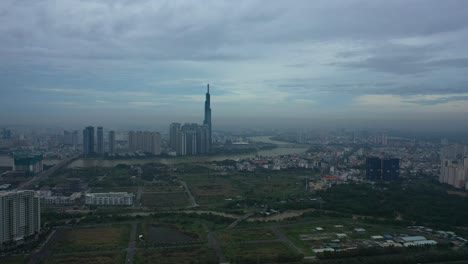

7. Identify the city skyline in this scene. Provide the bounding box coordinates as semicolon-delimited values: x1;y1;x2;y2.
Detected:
1;1;468;132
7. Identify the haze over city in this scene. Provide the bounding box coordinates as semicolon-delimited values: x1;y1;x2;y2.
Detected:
1;0;468;131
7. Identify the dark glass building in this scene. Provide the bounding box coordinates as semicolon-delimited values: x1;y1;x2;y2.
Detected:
203;84;212;150
83;126;95;157
366;156;400;181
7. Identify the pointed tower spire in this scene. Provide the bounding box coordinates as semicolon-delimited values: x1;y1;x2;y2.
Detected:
207;83;210;93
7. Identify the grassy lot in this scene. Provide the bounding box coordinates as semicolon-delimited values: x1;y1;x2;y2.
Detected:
44;252;124;264
221;241;302;263
141;192;189;208
143;184;184;192
135;246;218;264
180;171;316;208
50;225;130;252
216;227;277;242
0;255;29;264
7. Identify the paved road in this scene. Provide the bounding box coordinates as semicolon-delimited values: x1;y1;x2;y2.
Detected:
270;225;305;255
135;186;143;208
125;222;138;264
227;212;254;229
17;154;80;190
207;231;228;264
179;180;199;208
28;229;58;264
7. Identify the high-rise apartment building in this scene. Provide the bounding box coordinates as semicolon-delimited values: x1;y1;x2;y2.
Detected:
83;126;95;157
128;131;161;155
0;190;41;245
97;127;104;155
366;156;400;181
440;145;468;189
108;131;115;154
169;123;181;151
13;153;43;175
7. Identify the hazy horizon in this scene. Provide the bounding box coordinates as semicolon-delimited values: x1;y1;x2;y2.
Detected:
1;0;468;132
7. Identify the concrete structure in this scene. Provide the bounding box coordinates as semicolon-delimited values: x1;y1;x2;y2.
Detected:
366;156;400;181
97;126;104;155
0;190;41;245
85;192;134;206
128;131;161;155
83;126;95;157
13;153;43;175
108;131;115;154
169;123;181;151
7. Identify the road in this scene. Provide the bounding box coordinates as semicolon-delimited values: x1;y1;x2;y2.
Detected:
16;154;80;190
179;180;199;208
207;231;228;264
125;222;138;264
227;212;254;229
135;185;143;208
270;225;305;255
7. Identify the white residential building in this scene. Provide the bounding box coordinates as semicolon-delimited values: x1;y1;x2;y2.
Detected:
0;190;41;245
85;192;134;206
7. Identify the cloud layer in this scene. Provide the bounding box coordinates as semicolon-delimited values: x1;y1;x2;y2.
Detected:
1;0;468;129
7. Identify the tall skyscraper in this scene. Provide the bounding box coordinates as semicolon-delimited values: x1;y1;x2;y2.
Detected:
83;126;95;157
108;131;115;154
203;84;212;150
128;131;161;155
169;123;181;151
366;156;400;181
97;127;104;155
0;190;41;245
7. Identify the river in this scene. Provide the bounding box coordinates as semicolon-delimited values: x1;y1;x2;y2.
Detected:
68;136;308;168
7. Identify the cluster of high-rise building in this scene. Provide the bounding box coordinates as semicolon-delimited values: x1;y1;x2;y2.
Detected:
169;84;212;156
82;126;116;157
365;156;400;181
440;145;468;189
0;190;41;247
128;131;161;155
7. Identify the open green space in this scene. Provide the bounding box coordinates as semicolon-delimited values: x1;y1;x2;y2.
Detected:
50;225;130;252
141;192;190;208
0;255;29;264
44;252;124;264
221;241;303;263
216;227;277;242
135;246;218;264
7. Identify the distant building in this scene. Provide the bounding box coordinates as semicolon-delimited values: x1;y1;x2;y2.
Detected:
108;131;116;154
97;126;104;155
0;190;41;246
1;128;12;140
64;130;79;146
366;156;400;181
85;192;134;206
13;152;43;175
83;126;95;157
128;131;161;155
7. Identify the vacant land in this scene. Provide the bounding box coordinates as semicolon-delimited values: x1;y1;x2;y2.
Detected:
50;225;130;252
136;246;218;264
141;192;190;208
217;227;277;242
221;241;302;263
44;252;124;264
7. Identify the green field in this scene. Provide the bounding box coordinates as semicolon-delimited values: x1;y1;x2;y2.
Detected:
217;227;277;242
221;241;302;263
141;192;190;208
135;246;218;264
44;252;124;264
50;225;130;252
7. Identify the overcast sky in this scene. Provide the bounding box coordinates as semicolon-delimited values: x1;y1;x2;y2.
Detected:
1;0;468;131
